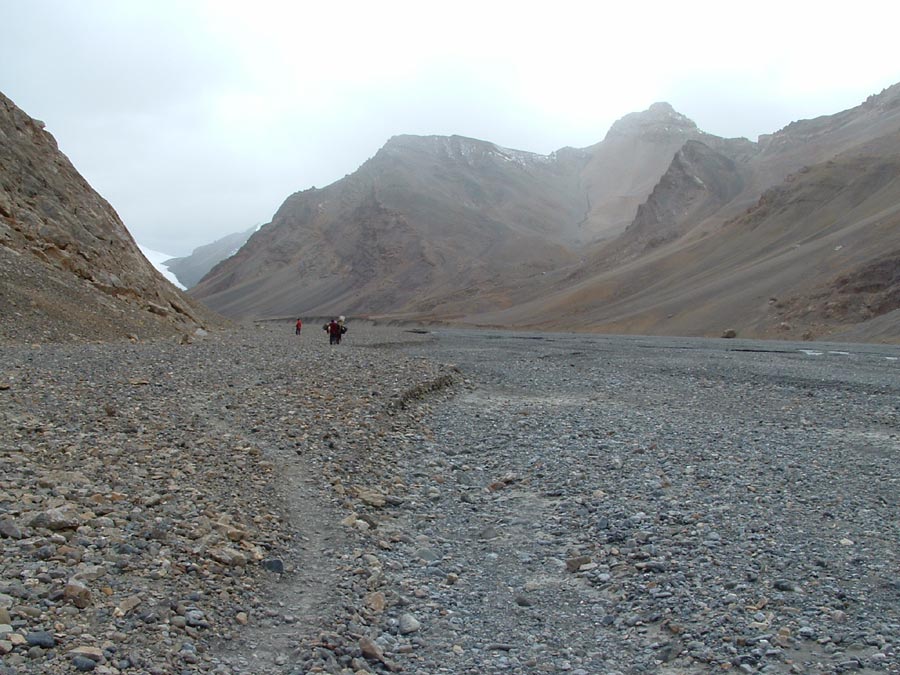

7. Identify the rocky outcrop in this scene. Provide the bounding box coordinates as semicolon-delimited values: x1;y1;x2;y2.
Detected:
620;140;746;256
0;92;223;342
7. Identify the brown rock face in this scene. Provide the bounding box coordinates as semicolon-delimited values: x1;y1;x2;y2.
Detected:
0;91;223;342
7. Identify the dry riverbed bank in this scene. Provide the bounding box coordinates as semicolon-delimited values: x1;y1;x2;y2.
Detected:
1;325;898;675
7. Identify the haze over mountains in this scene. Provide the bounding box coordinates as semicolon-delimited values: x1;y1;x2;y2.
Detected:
192;85;900;342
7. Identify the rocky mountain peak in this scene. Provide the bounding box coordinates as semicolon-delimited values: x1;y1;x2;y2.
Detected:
605;101;699;141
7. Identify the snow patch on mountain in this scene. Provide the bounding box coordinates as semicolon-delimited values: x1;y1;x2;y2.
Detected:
138;244;186;290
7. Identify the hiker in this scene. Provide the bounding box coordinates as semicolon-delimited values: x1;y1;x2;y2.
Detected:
324;318;342;345
295;318;302;335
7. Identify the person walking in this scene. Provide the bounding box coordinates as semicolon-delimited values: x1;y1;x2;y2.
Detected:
324;318;342;345
295;318;302;335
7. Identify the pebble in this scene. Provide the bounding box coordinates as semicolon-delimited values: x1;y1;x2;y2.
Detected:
71;655;97;671
24;631;55;648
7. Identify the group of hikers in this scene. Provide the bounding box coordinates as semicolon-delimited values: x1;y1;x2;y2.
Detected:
294;316;347;345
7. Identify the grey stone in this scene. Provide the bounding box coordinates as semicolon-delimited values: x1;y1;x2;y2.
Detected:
73;655;97;671
261;558;284;574
0;520;22;540
25;631;55;648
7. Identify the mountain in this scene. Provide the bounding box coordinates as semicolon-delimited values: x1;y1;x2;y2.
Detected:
163;225;258;288
191;106;704;319
476;90;900;341
191;84;900;342
576;102;714;242
192;134;592;318
0;92;222;343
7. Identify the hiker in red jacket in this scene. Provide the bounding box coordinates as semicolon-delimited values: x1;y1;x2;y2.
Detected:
295;318;302;335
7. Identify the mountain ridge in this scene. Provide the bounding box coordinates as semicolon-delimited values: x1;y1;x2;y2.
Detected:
188;86;900;342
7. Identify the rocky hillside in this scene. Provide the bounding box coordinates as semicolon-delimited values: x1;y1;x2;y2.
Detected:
192;84;900;342
0;92;223;343
484;128;900;342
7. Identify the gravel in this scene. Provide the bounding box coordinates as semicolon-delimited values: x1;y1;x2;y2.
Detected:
2;325;898;675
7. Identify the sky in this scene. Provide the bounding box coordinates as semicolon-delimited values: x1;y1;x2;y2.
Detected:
2;0;900;256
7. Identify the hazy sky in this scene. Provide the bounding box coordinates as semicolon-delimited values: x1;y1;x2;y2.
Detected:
2;0;899;255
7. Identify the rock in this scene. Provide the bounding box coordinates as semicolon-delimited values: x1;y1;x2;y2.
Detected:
774;579;798;592
365;591;386;612
415;548;441;562
184;609;208;628
209;547;247;566
69;646;104;663
25;631;55;648
261;558;284;574
28;505;81;530
116;595;142;615
359;636;386;663
721;329;737;338
0;519;22;539
566;555;592;572
356;488;387;508
72;655;97;671
398;613;421;634
64;579;92;608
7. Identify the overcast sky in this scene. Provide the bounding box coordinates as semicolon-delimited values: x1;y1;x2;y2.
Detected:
2;0;900;256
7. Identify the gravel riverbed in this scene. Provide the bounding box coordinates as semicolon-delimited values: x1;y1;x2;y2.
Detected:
1;326;898;675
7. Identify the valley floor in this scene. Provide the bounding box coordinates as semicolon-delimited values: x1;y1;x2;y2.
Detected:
1;326;898;674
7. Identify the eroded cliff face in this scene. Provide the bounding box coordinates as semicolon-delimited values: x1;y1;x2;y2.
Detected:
0;92;223;342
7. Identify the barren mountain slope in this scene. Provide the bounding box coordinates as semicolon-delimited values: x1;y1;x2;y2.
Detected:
475;132;900;342
190;87;900;342
0;92;222;342
191;107;736;321
586;86;900;271
734;82;900;212
191;135;590;318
